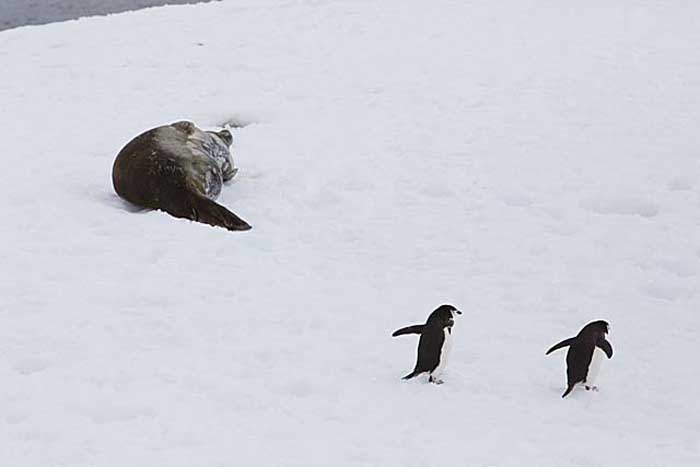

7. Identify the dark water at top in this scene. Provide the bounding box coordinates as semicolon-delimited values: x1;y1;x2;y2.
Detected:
0;0;217;31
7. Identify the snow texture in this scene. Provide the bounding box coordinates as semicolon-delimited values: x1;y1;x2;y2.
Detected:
1;1;699;466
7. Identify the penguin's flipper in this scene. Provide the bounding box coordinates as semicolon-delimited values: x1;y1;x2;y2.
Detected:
561;383;576;398
392;325;425;337
546;337;576;355
596;337;613;358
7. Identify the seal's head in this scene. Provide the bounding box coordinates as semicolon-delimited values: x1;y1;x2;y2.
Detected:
171;121;238;182
204;129;237;182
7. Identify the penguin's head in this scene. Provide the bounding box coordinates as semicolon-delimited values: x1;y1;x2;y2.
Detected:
427;304;462;328
584;320;610;336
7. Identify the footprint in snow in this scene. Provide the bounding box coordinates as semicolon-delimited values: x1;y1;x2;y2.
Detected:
13;357;51;375
667;175;697;192
579;195;659;218
4;411;29;424
77;405;156;424
497;190;535;208
639;280;688;301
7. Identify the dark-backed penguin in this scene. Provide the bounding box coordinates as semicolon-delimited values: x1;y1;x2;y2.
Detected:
392;304;461;384
546;320;613;398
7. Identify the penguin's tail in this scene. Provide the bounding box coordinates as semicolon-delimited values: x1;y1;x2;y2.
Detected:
392;325;425;337
561;384;576;398
402;371;418;380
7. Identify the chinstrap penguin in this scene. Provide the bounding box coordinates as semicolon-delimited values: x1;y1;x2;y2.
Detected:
392;304;461;384
546;320;613;398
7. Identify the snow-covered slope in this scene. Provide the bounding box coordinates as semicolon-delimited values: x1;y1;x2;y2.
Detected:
1;1;699;465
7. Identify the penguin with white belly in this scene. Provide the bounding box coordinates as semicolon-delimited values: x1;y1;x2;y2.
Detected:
392;304;461;384
546;320;613;398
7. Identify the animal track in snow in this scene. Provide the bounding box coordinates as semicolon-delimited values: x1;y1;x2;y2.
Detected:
497;191;535;208
650;257;697;278
78;405;156;424
639;280;688;301
580;196;659;218
286;379;315;398
4;411;29;424
667;175;697;192
13;357;51;375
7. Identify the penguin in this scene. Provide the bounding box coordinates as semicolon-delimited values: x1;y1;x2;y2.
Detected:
546;320;613;398
392;304;461;384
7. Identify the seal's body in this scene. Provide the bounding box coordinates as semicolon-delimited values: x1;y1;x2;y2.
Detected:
546;320;613;398
392;304;461;385
112;121;251;231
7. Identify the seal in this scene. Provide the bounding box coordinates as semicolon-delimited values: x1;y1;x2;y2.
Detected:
112;121;251;231
546;320;613;397
392;304;462;384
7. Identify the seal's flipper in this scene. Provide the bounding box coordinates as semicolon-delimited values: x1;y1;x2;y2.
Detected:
164;193;251;232
596;338;613;358
225;167;239;181
392;325;425;337
189;196;251;231
546;337;576;355
217;129;233;146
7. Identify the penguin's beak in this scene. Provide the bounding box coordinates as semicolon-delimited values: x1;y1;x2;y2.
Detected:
455;310;462;315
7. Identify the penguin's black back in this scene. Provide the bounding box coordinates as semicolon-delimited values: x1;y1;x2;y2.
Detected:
566;340;595;387
412;324;446;375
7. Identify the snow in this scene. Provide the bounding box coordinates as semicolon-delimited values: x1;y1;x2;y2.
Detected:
1;1;699;466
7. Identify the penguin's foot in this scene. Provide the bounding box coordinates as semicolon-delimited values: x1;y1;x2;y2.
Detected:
429;376;444;385
584;385;599;392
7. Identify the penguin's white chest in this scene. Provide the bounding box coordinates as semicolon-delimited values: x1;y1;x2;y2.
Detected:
586;347;606;385
432;328;453;376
